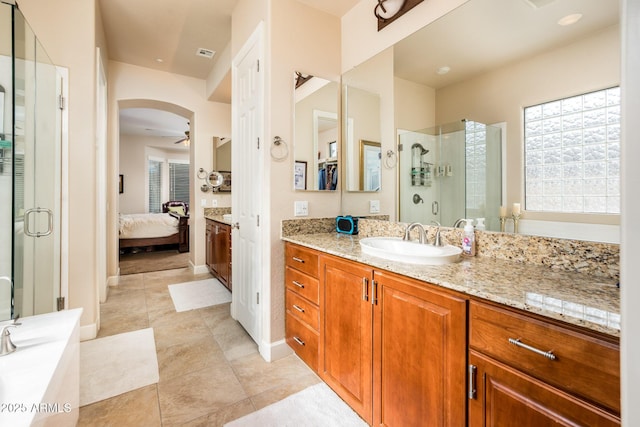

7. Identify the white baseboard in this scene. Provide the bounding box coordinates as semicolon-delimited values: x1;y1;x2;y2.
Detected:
107;275;119;287
80;322;97;341
191;262;209;275
259;338;293;362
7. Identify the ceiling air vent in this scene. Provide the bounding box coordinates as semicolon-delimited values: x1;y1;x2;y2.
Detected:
196;48;215;59
522;0;555;9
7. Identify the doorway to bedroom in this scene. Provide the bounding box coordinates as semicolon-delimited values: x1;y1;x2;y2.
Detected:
118;107;192;275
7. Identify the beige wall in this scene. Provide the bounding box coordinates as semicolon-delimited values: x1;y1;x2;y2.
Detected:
118;135;189;214
107;61;231;277
18;0;101;332
435;25;620;224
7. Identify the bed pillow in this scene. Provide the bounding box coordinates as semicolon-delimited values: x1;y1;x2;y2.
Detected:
167;205;186;216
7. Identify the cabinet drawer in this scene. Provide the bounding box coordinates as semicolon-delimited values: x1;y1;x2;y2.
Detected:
470;301;620;413
286;289;319;331
286;312;318;372
285;244;318;278
285;266;319;305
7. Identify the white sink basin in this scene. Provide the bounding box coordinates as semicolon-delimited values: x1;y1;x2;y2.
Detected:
359;237;462;265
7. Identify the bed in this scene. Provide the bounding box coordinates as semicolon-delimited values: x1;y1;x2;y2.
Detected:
119;201;190;253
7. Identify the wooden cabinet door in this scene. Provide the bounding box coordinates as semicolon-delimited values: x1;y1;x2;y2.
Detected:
205;221;215;273
320;255;373;424
469;351;620;427
373;270;467;427
216;223;230;287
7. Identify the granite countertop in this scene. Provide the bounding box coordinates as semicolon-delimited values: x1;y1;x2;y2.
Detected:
205;214;232;225
282;232;620;338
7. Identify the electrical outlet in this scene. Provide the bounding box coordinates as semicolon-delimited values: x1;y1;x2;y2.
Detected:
294;201;309;217
200;199;207;207
369;200;381;214
211;199;218;207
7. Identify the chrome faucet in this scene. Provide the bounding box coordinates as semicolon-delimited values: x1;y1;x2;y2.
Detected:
452;218;466;228
0;315;21;356
403;222;427;244
430;221;443;246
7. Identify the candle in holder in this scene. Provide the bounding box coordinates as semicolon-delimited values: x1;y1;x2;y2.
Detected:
512;203;521;216
499;205;507;217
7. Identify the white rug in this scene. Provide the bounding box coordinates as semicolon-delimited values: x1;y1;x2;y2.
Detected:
80;328;159;406
224;383;368;427
169;278;231;312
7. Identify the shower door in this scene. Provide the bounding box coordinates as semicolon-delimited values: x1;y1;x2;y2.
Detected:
1;3;63;320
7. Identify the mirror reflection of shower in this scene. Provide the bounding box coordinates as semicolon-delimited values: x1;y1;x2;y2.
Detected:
398;120;502;231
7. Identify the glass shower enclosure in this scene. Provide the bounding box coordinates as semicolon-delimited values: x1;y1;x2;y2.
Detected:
1;2;63;321
398;120;502;231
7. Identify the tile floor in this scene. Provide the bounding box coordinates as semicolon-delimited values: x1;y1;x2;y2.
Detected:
78;267;320;426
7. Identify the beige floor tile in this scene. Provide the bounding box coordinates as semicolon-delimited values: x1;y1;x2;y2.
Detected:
157;335;226;382
250;371;322;410
181;399;256;427
199;303;238;335
97;311;149;339
214;322;259;361
114;273;145;289
101;288;147;315
77;384;161;426
151;310;214;350
158;364;248;425
231;353;314;396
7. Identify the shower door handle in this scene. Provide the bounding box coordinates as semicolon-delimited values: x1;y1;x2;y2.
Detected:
24;207;53;237
432;201;439;215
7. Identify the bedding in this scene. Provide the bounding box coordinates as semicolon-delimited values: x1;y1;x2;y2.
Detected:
119;213;179;239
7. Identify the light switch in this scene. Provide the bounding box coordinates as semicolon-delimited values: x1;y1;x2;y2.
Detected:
201;199;207;207
294;201;309;216
211;199;218;207
369;200;381;214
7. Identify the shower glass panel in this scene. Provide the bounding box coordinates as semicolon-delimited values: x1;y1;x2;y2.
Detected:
398;120;502;231
1;2;63;321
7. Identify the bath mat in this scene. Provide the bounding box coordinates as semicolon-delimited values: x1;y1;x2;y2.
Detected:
224;383;367;427
168;278;231;312
80;328;159;406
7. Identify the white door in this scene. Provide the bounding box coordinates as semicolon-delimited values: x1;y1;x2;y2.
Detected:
231;24;263;343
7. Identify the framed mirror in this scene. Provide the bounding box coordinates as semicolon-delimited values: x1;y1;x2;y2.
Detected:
293;71;339;191
359;140;381;191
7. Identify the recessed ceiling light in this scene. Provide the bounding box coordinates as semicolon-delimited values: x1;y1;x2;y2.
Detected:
557;13;582;26
437;66;451;75
156;58;164;63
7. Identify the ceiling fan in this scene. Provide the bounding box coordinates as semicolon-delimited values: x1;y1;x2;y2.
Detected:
174;129;190;146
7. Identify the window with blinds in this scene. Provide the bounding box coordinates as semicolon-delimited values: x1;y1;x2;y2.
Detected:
148;159;162;213
169;161;189;204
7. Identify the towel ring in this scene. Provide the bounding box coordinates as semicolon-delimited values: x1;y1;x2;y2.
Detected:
384;149;397;169
271;136;289;161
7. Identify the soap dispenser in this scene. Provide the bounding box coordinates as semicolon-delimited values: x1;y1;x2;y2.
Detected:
462;219;476;257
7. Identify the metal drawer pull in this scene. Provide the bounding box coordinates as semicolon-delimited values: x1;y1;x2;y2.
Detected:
292;304;305;313
292;280;305;289
508;338;556;360
362;277;369;302
293;336;305;346
292;256;305;263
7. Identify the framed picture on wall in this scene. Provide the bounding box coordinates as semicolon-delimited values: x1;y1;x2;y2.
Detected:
294;161;307;190
329;141;337;159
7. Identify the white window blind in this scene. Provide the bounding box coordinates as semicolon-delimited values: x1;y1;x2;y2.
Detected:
524;87;620;214
148;159;162;213
169;161;189;204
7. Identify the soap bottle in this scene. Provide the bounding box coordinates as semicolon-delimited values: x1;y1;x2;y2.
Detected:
462;219;476;257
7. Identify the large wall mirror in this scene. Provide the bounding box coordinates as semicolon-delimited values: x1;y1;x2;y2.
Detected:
344;0;619;239
293;72;340;191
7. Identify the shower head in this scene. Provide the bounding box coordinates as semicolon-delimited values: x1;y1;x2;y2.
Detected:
411;143;429;155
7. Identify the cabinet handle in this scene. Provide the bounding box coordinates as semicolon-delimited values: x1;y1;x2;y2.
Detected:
292;256;305;263
468;364;477;400
293;336;305;346
292;280;305;289
362;277;369;302
371;280;378;305
292;304;305;313
508;338;557;360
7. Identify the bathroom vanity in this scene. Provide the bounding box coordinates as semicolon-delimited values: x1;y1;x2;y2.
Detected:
205;216;232;291
282;230;620;426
